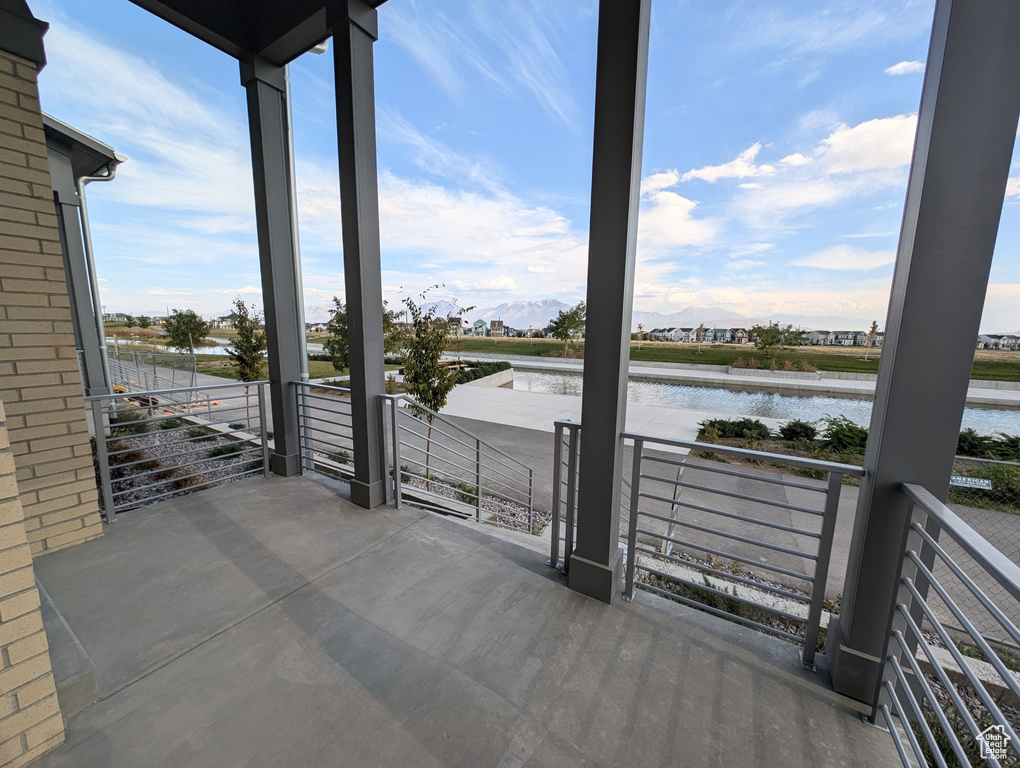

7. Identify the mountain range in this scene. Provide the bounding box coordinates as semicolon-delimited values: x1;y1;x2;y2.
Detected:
288;299;884;332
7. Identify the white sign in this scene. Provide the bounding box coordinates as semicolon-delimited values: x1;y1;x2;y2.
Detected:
979;724;1010;761
950;475;993;491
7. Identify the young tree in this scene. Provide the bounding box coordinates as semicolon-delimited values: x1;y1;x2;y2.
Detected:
402;287;461;489
225;299;267;381
863;320;880;361
696;323;706;354
124;314;136;328
381;301;408;357
547;301;586;351
137;316;151;329
323;297;349;373
636;322;645;350
163;309;209;354
750;322;805;361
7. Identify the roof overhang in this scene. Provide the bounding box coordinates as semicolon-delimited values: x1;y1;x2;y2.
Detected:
42;114;123;179
127;0;388;67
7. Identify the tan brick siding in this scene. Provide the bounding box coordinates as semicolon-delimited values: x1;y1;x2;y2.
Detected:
0;396;65;767
0;51;102;556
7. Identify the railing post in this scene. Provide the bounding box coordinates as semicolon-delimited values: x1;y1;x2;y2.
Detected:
391;397;402;509
549;422;565;568
258;383;271;477
624;437;643;600
527;469;534;535
802;471;843;670
91;398;117;523
475;438;482;522
563;425;579;575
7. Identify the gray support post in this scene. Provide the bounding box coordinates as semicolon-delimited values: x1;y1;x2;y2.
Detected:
569;0;651;603
330;0;387;508
241;56;305;476
827;0;1020;704
48;148;108;396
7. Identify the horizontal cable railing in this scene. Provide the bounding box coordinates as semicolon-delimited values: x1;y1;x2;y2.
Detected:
382;394;536;534
87;381;270;522
620;431;863;670
293;381;355;481
877;483;1020;768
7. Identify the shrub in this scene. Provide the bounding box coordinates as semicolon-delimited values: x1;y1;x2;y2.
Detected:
699;418;771;441
822;415;868;454
159;417;183;430
454;361;511;384
327;450;351;466
453;481;479;505
228;422;246;431
187;427;217;442
208;442;246;458
957;428;991;457
111;407;151;436
779;420;817;442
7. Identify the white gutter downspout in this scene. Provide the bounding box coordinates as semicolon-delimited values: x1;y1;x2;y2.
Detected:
76;160;121;395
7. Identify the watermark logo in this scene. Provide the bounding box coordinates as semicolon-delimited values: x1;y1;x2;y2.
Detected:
979;724;1011;761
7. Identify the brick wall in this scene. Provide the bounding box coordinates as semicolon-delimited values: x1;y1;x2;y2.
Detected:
0;50;103;555
0;396;64;767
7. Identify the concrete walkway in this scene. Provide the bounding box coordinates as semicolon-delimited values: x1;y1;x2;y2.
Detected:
34;475;897;768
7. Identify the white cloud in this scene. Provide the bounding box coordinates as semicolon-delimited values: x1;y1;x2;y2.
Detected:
793;245;896;271
451;275;519;292
682;143;776;183
1006;176;1020;197
885;60;925;76
819;114;917;173
780;153;811;167
641;170;681;195
527;265;555;273
638;190;717;249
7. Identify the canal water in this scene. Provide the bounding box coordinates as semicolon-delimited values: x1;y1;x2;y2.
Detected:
512;369;1020;435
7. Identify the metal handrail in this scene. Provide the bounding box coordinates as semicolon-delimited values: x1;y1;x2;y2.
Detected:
620;430;866;476
381;393;535;533
877;482;1020;767
86;379;270;402
383;394;530;473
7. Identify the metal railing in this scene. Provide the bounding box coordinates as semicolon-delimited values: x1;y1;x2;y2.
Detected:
293;381;355;480
381;394;536;533
620;432;864;670
550;420;581;570
877;483;1020;768
89;381;270;522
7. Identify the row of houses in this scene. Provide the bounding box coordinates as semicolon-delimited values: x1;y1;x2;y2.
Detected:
643;327;888;347
977;334;1020;350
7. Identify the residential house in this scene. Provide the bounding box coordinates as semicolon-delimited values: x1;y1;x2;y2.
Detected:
805;330;829;345
833;331;857;346
212;312;241;330
730;328;749;344
489;320;505;337
472;319;487;337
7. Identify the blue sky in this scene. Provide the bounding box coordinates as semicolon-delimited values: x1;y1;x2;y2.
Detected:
31;0;1020;331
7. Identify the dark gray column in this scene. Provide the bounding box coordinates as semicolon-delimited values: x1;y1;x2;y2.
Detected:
570;0;651;603
329;0;387;509
241;56;304;476
828;0;1020;704
46;146;108;396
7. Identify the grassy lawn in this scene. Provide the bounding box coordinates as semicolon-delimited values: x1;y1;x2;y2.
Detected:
445;337;1020;381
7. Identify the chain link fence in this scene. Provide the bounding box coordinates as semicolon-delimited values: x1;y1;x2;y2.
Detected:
940;455;1020;644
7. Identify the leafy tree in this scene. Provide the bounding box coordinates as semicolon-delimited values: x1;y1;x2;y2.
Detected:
124;315;136;328
402;287;461;489
163;309;209;354
697;323;706;354
324;298;406;372
225;299;267;382
323;298;349;372
137;316;151;329
863;320;879;361
548;301;586;350
749;322;805;361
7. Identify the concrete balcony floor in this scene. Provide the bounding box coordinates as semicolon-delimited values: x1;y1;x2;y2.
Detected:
32;475;896;767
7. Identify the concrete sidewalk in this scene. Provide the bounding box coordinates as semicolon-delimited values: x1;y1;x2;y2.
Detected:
34;475;897;768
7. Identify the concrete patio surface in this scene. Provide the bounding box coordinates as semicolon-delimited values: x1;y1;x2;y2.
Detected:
33;474;897;768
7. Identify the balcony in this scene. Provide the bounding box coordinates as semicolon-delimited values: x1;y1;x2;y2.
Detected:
32;473;897;767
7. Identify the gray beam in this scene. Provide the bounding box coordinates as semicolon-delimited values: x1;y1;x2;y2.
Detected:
828;0;1020;705
241;55;305;476
47;145;108;396
570;0;651;603
330;0;386;509
0;1;48;68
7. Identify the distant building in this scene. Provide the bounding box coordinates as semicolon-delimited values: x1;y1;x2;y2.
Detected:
489;319;505;337
472;319;487;337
